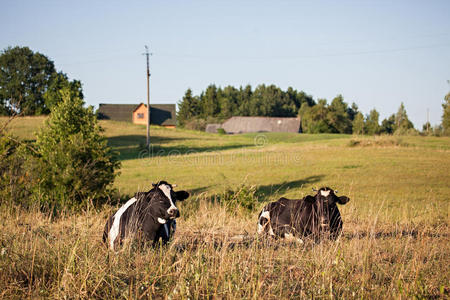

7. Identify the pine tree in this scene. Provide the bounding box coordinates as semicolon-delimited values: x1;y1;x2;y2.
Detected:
352;112;365;135
442;92;450;135
381;114;396;134
395;102;414;132
177;88;200;126
365;109;380;135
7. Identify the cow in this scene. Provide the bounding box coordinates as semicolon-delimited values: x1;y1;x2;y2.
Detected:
103;181;190;250
257;187;350;242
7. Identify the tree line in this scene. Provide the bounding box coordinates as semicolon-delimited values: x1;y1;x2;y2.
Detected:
178;84;449;135
0;46;449;136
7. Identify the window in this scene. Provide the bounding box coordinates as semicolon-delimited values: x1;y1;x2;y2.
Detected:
137;113;144;119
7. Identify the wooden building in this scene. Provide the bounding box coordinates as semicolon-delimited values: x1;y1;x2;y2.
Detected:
97;103;176;128
220;116;301;134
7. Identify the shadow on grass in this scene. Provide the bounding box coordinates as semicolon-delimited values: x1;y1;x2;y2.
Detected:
106;134;254;161
255;175;325;199
188;185;212;195
107;135;188;147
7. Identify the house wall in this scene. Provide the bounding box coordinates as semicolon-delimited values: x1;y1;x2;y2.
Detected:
221;117;301;134
132;104;147;125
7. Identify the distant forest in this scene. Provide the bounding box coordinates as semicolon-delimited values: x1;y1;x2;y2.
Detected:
177;84;419;135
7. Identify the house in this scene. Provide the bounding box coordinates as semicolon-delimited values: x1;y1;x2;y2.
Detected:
219;116;301;134
97;103;176;128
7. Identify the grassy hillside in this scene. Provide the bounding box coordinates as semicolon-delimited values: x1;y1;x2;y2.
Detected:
0;117;449;298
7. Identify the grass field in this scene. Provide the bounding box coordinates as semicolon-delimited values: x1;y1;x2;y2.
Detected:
1;116;449;298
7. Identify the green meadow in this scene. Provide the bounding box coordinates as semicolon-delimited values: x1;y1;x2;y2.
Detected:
1;116;449;299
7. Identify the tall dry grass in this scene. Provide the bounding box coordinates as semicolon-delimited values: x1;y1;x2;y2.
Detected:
1;119;449;298
0;192;448;299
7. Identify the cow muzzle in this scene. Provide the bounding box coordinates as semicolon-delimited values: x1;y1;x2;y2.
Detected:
167;207;179;219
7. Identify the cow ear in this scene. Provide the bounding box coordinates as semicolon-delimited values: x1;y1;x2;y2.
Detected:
304;195;316;203
337;196;350;205
175;191;190;201
152;183;157;187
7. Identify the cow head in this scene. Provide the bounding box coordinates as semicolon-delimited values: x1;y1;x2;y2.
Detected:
305;187;349;233
140;181;190;225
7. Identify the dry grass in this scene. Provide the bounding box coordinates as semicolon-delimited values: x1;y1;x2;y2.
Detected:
0;198;448;299
0;118;449;299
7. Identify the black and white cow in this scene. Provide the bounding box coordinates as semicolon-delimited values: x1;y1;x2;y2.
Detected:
257;187;350;242
103;181;189;250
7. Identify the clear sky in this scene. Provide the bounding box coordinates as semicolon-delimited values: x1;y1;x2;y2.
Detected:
2;0;449;128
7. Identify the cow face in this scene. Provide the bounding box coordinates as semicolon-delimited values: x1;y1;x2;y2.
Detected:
149;181;189;224
306;187;350;233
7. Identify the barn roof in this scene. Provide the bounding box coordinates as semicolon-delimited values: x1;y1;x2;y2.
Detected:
97;103;176;126
143;104;177;126
97;104;137;122
221;116;301;134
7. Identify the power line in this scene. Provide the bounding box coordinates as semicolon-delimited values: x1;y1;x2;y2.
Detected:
157;42;450;61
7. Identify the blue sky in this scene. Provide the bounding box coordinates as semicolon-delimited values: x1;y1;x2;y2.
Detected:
2;0;449;127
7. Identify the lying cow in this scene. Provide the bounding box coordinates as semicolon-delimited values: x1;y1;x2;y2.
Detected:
103;181;189;250
257;187;349;242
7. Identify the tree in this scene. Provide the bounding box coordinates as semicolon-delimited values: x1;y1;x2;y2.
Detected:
395;102;414;132
0;46;55;115
34;88;120;210
201;84;220;118
442;92;450;135
299;99;332;133
380;114;396;134
352;112;365;135
365;109;380;135
0;46;81;115
347;102;359;122
422;122;431;135
327;95;352;133
237;85;253;116
219;86;239;119
177;88;200;126
43;72;83;112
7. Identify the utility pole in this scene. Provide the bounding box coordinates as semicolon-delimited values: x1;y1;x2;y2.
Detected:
144;45;152;148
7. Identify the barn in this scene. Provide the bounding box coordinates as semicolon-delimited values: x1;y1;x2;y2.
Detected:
97;103;176;128
220;116;301;134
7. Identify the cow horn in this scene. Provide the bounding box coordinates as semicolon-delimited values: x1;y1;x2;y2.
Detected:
172;184;177;187
152;182;157;187
335;190;338;194
312;187;317;192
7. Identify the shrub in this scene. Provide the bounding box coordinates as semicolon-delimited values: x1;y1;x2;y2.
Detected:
33;88;120;211
184;118;207;131
217;128;226;135
0;134;36;208
348;136;409;148
394;127;419;136
216;184;259;212
183;116;223;131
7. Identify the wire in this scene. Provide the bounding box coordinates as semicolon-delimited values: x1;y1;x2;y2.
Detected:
55;41;450;66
